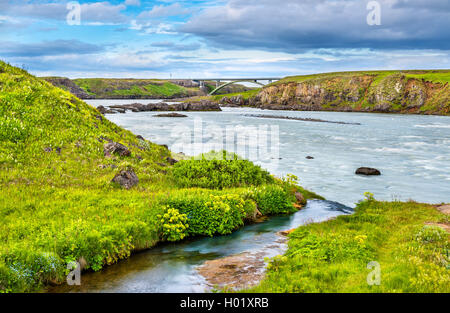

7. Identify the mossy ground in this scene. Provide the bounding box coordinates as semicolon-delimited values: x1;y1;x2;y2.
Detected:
246;200;449;293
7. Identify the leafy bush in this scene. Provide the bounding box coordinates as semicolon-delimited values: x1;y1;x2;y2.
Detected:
249;185;296;215
172;151;274;189
163;191;249;237
157;207;189;242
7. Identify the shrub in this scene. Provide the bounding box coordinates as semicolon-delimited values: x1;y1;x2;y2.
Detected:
163;191;248;237
172;151;274;189
157;207;189;242
249;185;296;215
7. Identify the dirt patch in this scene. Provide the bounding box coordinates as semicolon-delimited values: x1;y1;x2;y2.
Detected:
425;222;450;233
197;252;267;290
436;204;450;215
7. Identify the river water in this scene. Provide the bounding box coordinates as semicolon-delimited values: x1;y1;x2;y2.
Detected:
49;200;351;293
53;99;448;293
88;99;450;207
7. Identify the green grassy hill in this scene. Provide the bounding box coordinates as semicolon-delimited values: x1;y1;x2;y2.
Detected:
0;61;312;292
42;77;257;99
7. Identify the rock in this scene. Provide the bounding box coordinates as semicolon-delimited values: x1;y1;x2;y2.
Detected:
306;156;314;159
278;228;296;236
103;142;131;157
197;252;267;289
154;113;188;117
166;157;178;165
355;167;381;176
295;192;306;205
97;105;107;114
112;169;139;189
105;100;220;113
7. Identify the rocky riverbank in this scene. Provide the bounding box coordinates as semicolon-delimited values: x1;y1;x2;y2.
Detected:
217;71;450;115
97;100;221;114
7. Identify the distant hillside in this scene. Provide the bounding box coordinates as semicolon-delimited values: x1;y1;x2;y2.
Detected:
217;70;450;115
42;77;255;99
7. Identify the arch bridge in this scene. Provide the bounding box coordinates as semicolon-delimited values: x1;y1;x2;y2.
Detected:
191;78;281;95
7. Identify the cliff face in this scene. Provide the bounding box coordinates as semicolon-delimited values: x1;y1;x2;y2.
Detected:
43;77;95;99
237;71;449;115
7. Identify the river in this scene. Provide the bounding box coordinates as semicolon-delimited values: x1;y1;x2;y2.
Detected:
89;99;450;207
49;99;449;293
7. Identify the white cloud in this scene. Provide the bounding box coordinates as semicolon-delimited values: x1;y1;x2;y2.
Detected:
125;0;141;6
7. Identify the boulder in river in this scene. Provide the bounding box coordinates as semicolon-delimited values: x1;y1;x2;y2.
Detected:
355;167;381;176
154;113;188;118
112;169;139;189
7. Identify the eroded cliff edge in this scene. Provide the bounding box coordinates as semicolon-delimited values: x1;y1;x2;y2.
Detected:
220;71;449;115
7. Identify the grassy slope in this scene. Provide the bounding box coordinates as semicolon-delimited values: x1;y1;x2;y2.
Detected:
0;61;318;292
273;70;450;85
72;78;192;98
247;199;449;293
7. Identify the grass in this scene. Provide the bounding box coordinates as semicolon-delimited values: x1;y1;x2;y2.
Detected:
212;89;261;101
0;60;316;292
272;70;450;86
72;78;191;98
246;199;449;293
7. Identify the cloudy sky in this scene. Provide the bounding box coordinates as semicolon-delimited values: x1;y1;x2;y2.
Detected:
0;0;449;78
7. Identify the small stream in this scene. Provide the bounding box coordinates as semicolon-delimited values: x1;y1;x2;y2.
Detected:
48;200;352;293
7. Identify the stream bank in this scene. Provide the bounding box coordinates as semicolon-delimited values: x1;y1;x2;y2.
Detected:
47;200;352;293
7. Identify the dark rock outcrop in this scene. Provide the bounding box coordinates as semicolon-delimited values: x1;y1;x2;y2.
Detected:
104;100;221;113
42;77;95;99
104;142;131;157
112;169;139;189
166;157;178;165
154;113;188;117
355;167;381;176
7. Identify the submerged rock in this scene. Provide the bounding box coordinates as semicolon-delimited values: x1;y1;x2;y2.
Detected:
355;167;381;176
154;113;188;117
112;169;139;189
